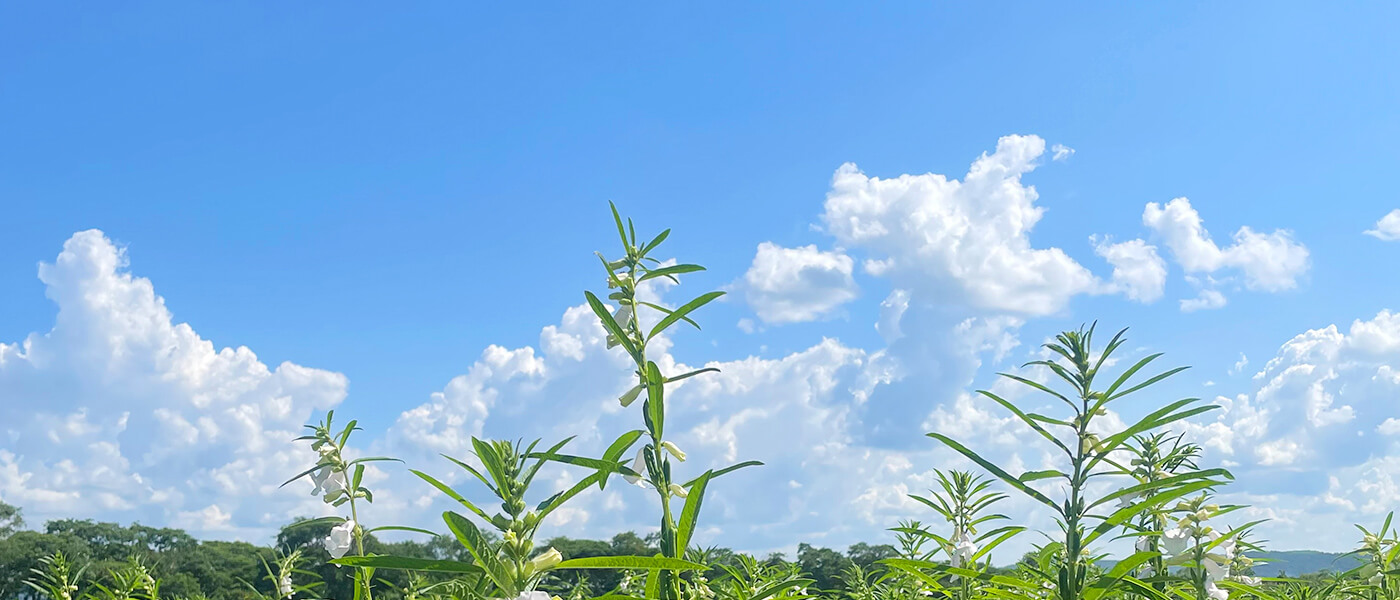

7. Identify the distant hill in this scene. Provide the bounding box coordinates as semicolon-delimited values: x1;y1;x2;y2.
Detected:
1247;550;1363;577
1098;550;1364;577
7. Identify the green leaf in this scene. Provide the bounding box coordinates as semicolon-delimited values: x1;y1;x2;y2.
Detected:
665;367;720;384
639;228;671;256
470;437;510;495
680;460;762;487
647;291;724;341
280;516;346;531
645;361;665;440
1018;469;1068;483
554;556;709;571
333;555;483;575
411;469;491;520
441;453;499;496
609;201;630;250
979;390;1073;457
538;471;606;521
675;470;712;553
443;511;514;594
586;290;639;359
639;263;706;283
926;433;1061;514
366;525;440;536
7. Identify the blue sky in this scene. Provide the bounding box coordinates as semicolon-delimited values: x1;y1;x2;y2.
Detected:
2;3;1399;556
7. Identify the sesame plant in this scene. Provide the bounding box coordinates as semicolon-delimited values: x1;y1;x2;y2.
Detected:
26;552;85;600
1348;512;1398;600
557;203;760;600
899;470;1023;600
1120;432;1205;584
327;432;709;599
891;325;1235;600
283;411;405;600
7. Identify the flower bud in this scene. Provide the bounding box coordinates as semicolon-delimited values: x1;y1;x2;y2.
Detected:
662;441;687;462
619;385;644;408
669;483;689;498
528;547;564;573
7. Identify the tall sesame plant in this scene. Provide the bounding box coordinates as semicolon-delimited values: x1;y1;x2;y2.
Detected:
895;325;1234;600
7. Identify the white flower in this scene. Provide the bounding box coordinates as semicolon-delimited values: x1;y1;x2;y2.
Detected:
1216;535;1237;561
618;384;643;407
1204;557;1228;582
309;467;346;498
1139;564;1156;578
1117;490;1143;509
669;483;689;498
1231;576;1260;586
278;573;293;598
1135;535;1154;553
1162;527;1191;557
323;519;356;559
950;530;977;568
607;305;633;348
508;592;551;600
661;441;687;462
623;447;651;488
1205;581;1228;600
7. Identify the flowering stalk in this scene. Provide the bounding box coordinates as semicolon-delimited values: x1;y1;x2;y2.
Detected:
581;203;757;600
284;411;401;600
1122;432;1204;586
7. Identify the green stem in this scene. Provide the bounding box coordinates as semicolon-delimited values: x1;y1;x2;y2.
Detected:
348;490;373;600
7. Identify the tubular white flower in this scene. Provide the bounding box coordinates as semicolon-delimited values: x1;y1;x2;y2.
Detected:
950;530;978;568
1135;535;1153;553
323;519;356;559
618;384;643;408
309;467;347;499
278;573;293;598
1205;580;1228;600
661;441;687;462
623;447;651;488
1162;527;1191;557
1204;557;1228;582
509;592;552;600
669;483;689;498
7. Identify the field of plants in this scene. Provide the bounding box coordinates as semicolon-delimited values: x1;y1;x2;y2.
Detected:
13;208;1399;600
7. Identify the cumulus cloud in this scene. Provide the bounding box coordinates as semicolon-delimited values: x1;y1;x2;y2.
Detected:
1181;310;1400;546
820;134;1138;316
1143;198;1310;307
1364;209;1400;241
1093;238;1167;302
0;231;347;538
739;243;859;324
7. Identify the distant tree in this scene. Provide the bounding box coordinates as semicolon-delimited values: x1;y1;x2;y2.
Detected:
796;543;852;592
0;500;21;539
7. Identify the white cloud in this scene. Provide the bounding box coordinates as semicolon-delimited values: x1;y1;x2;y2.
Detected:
0;231;347;538
1180;289;1227;312
1364;209;1400;241
1181;310;1400;547
1231;352;1250;375
1050;144;1075;161
1143;198;1310;304
1093;237;1167;302
820;134;1136;316
739;243;859;324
